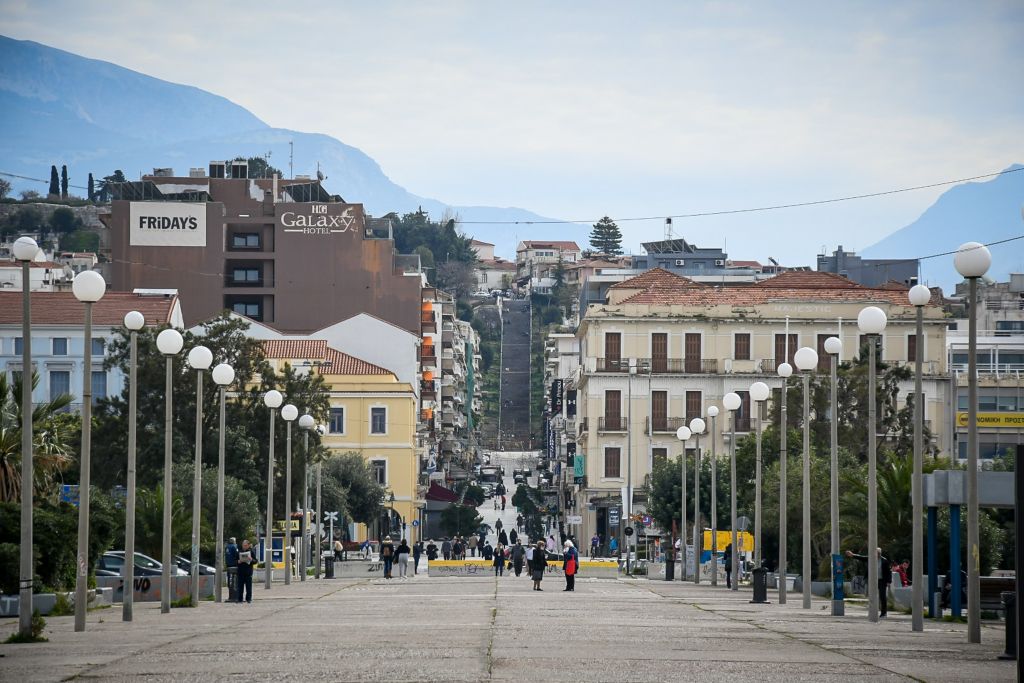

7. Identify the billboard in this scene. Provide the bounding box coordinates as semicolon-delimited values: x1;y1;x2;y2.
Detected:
129;202;206;246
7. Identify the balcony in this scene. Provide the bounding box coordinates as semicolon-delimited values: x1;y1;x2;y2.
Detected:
598;416;626;432
420;347;437;364
421;313;437;331
645;416;689;434
642;358;719;374
224;276;266;288
596;358;628;373
578;418;588;436
420;380;436;398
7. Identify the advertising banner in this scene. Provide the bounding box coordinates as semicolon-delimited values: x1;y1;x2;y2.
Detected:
129;202;206;246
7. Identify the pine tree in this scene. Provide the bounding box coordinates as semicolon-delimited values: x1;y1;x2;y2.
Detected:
87;173;95;202
48;165;60;197
60;165;68;199
589;216;623;255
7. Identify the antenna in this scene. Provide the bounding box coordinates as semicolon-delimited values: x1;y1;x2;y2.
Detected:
664;217;673;241
289;141;294;180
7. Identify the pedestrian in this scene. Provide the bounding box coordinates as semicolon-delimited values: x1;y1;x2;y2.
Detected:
236;539;256;603
609;536;619;557
563;540;579;592
494;496;499;510
467;534;478;557
516;514;523;532
396;538;411;579
413;540;423;574
495;519;503;534
442;537;452;561
499;529;508;547
509;529;518;546
479;530;487;551
426;540;439;561
525;541;535;575
225;537;239;601
360;538;372;559
590;533;599;558
511;540;526;577
334;537;344;563
483;542;494;561
724;543;733;589
494;544;506;576
896;560;910;587
501;494;507;511
532;541;548;591
380;536;395;579
846;548;892;617
547;534;556;554
452;537;463;560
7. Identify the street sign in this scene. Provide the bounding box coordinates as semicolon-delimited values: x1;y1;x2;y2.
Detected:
61;484;80;506
609;507;620;526
411;520;420;527
641;515;652;526
324;511;338;522
624;526;634;537
566;515;583;525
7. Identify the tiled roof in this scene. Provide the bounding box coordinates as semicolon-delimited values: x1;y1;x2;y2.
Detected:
753;270;863;289
0;291;178;326
0;261;66;269
519;241;581;251
470;239;494;246
260;340;392;376
609;268;706;290
727;260;762;269
477;259;516;270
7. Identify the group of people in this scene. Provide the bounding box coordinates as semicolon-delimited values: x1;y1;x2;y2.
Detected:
224;537;257;603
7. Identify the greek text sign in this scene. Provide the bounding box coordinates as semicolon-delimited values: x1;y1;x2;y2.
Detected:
956;411;1024;428
129;202;206;246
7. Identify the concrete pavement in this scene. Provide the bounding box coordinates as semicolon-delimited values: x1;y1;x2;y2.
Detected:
0;570;1013;681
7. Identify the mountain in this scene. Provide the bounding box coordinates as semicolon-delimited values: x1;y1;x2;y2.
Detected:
0;36;587;258
861;165;1024;292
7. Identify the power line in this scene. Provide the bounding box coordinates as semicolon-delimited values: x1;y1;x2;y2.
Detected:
0;170;90;191
455;166;1024;225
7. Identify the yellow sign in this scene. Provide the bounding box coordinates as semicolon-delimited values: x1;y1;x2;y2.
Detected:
702;530;754;552
956;412;1024;428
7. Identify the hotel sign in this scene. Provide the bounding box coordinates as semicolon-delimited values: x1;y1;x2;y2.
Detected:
278;203;356;235
956;412;1024;429
129;202;206;246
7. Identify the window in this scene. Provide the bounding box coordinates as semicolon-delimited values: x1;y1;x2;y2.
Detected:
91;338;105;356
858;334;882;361
816;334;832;372
774;333;798;367
14;337;23;355
686;391;702;423
605;332;621;364
604;390;621;430
232;233;260;248
371;460;387;485
370;407;387;434
907;334;919;363
52;338;68;355
91;371;107;403
328;407;344;434
684;333;701;373
651;333;668;372
734;333;750;361
652;448;668;467
604;447;621;478
232;302;261;318
232;268;261;283
651;391;667;431
49;370;70;400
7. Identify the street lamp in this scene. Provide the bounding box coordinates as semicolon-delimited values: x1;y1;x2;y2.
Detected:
263;389;283;589
299;414;315;582
824;335;843;617
690;417;706;585
13;236;38;639
676;425;691;581
778;361;793;604
281;403;298;585
211;363;235;603
908;284;931;632
122;310;145;621
749;381;770;573
186;345;213;605
954;241;991;644
723;391;742;591
858;305;887;623
156;327;183;614
72;270;105;632
794;346;818;610
707;405;720;586
315;423;326;579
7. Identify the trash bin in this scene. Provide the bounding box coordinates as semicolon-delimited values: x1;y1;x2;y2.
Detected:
665;558;675;581
1000;591;1016;660
324;557;335;579
226;567;238;601
751;566;769;603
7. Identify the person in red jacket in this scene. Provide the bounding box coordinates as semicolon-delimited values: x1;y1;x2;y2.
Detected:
562;539;579;592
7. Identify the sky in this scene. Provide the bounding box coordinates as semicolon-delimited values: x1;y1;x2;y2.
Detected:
2;1;1022;263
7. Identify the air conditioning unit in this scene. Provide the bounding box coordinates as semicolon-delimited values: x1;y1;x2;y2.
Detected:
189;168;207;178
674;259;685;266
715;259;725;266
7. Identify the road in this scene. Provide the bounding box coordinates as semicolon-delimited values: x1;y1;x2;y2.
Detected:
497;299;532;449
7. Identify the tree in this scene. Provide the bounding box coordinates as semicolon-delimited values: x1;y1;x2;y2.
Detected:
48;166;60;198
436;261;476;299
391;209;477;283
97;170;126;203
87;173;95;202
48;207;81;238
0;178;11;200
239;156;283;179
60;230;100;253
589;216;623;255
19;190;40;201
172;461;259;560
440;504;482;537
133;484;195;560
60;165;69;199
319;452;386;526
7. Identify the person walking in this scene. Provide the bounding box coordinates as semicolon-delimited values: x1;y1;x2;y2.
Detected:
380;536;396;579
525;541;535;575
609;536;618;557
511;540;526;577
426;540;439;562
467;534;478;557
442;537;452;561
236;539;256;603
501;494;507;511
483;542;494;561
495;519;504;535
396;538;411;579
590;534;600;558
547;534;556;555
531;541;548;591
509;528;518;546
724;543;734;589
563;540;579;592
499;529;509;547
413;540;424;575
225;537;239;602
493;543;506;576
478;530;487;552
452;537;463;561
334;538;344;563
847;548;893;617
516;514;524;532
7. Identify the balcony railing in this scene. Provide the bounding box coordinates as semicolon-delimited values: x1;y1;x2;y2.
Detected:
420;348;437;362
578;418;588;436
644;358;719;374
420;380;436;397
645;416;689;434
224;276;265;288
598;416;626;432
595;358;627;373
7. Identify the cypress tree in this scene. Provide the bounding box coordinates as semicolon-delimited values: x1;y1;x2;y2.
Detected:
60;165;69;199
87;173;95;202
49;165;60;197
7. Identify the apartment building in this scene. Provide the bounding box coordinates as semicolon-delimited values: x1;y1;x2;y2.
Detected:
572;268;950;546
515;240;582;283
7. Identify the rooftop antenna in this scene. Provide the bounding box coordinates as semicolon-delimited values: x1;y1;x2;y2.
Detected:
664;217;673;241
289;141;294;180
263;151;272;178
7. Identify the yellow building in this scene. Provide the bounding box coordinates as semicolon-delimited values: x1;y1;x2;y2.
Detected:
261;339;421;543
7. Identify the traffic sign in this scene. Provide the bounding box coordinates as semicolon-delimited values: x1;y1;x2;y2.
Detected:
324;511;338;522
641;515;652;526
566;515;583;525
624;526;634;537
411;520;420;527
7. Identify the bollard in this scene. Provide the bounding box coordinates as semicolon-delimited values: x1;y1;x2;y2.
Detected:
324;557;335;579
934;592;944;620
750;566;769;604
999;592;1016;660
665;558;675;581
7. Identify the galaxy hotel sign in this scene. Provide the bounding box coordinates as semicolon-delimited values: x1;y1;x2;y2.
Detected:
129;202;207;247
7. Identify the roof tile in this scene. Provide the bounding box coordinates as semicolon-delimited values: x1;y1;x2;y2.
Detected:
0;291;178;326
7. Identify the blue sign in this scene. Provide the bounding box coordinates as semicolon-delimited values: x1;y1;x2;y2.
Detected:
832;553;845;601
60;484;80;506
411;520;420;527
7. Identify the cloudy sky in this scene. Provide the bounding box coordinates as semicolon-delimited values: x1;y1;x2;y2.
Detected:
3;1;1022;262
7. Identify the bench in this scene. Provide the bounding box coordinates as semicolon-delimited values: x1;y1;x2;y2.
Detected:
979;576;1015;612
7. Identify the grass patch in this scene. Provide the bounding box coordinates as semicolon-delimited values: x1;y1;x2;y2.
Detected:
170;596;195;608
49;593;73;616
942;614;968;623
4;610;47;643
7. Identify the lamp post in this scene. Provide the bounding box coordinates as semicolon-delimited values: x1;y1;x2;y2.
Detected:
186;345;213;605
299;414;315;582
281;404;298;585
211;363;234;603
676;426;691;581
122;311;145;621
707;405;719;586
263;390;283;589
824;336;843;617
778;361;793;603
72;270;105;631
315;424;326;578
13;236;38;639
749;382;770;571
690;418;706;585
723;391;742;591
156;328;184;614
794;347;818;610
908;284;931;631
954;241;991;644
858;305;887;622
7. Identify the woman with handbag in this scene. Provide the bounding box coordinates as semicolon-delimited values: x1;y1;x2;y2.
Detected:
531;541;548;591
562;539;579;592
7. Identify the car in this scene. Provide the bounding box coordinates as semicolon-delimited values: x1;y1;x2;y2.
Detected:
98;550;184;577
174;555;216;575
513;474;525;484
481;484;495;498
472;290;490;298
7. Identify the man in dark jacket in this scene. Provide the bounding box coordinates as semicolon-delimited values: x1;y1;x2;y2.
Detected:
511;540;526;577
225;537;239;601
847;548;892;617
236;539;256;603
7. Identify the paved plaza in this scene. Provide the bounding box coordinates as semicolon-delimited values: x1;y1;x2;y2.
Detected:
0;571;1014;682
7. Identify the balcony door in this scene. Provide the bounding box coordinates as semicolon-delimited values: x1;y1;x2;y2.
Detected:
684;333;701;373
605;332;622;370
651;390;667;431
651;333;668;373
605;390;621;431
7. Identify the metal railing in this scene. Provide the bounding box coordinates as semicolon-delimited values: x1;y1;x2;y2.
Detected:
645;416;688;434
596;358;628;373
598;416;626;432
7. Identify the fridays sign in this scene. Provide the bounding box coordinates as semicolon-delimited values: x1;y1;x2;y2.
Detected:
129;202;207;246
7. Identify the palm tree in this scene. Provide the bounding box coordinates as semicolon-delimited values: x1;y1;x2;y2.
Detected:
0;371;75;502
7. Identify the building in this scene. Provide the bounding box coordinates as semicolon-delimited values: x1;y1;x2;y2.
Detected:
0;258;73;292
469;239;495;261
56;252;99;275
473;257;516;292
817;245;919;288
515;240;582;284
571;268;951;547
0;290;183;409
259;339;421;542
105;169;424;333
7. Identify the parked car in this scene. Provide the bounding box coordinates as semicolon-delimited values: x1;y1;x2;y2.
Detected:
472;290;490;298
174;555;216;575
513;474;525;485
98;550;185;577
481;484;495;498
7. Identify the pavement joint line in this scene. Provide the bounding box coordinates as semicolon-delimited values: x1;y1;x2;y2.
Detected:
58;578;369;682
486;575;498;679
